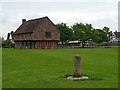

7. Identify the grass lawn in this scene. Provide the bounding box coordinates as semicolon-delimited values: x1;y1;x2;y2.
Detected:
2;47;118;88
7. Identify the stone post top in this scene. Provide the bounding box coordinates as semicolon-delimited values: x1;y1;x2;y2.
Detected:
74;55;80;57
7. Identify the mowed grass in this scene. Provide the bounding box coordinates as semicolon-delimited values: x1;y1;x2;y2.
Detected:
2;47;118;88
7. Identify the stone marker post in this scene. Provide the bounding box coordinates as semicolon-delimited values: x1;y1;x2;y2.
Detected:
73;55;81;77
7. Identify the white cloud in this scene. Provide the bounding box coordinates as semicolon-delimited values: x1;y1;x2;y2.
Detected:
0;1;118;39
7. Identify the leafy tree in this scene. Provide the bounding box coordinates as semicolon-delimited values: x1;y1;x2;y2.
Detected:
102;26;110;41
103;26;110;34
56;23;73;44
91;29;108;43
3;39;15;48
56;22;110;47
72;23;93;48
91;29;100;43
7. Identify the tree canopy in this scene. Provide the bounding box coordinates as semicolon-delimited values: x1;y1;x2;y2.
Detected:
72;23;93;47
55;23;73;44
2;39;15;48
56;22;110;47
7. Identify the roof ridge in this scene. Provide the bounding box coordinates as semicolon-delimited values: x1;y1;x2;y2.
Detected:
14;16;49;34
28;16;48;22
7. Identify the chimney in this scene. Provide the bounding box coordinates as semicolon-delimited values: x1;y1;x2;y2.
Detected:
22;19;26;24
11;31;14;34
7;33;10;40
11;31;14;39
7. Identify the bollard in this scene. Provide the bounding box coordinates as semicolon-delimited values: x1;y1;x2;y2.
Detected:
73;55;81;77
66;55;89;80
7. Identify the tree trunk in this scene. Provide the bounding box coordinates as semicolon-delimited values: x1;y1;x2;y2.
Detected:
62;41;64;45
82;41;85;48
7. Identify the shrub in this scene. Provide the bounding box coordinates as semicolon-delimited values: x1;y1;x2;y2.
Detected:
2;39;15;48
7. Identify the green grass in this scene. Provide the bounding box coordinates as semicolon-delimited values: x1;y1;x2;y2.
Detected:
2;47;118;88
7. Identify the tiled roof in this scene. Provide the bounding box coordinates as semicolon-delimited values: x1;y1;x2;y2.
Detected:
114;32;120;38
14;16;48;34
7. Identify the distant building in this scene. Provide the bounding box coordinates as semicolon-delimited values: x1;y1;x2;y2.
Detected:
68;40;93;47
11;16;60;49
109;31;120;43
68;41;81;46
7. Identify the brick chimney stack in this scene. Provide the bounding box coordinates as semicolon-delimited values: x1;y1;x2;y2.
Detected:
11;31;14;39
22;19;26;24
7;33;10;40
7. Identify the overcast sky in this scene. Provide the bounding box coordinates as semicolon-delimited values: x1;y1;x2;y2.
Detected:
0;0;119;39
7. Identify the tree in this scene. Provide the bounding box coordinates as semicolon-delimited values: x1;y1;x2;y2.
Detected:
91;29;108;43
56;22;110;48
91;29;100;43
72;23;93;48
0;37;4;47
56;23;73;44
103;26;110;34
102;26;110;41
2;39;15;48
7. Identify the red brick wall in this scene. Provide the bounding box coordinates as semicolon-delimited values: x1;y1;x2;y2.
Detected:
13;17;60;49
33;41;58;49
33;18;60;41
13;18;60;41
13;33;33;41
14;41;58;49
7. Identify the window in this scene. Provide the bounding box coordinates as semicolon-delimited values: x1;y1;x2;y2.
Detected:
45;32;51;37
